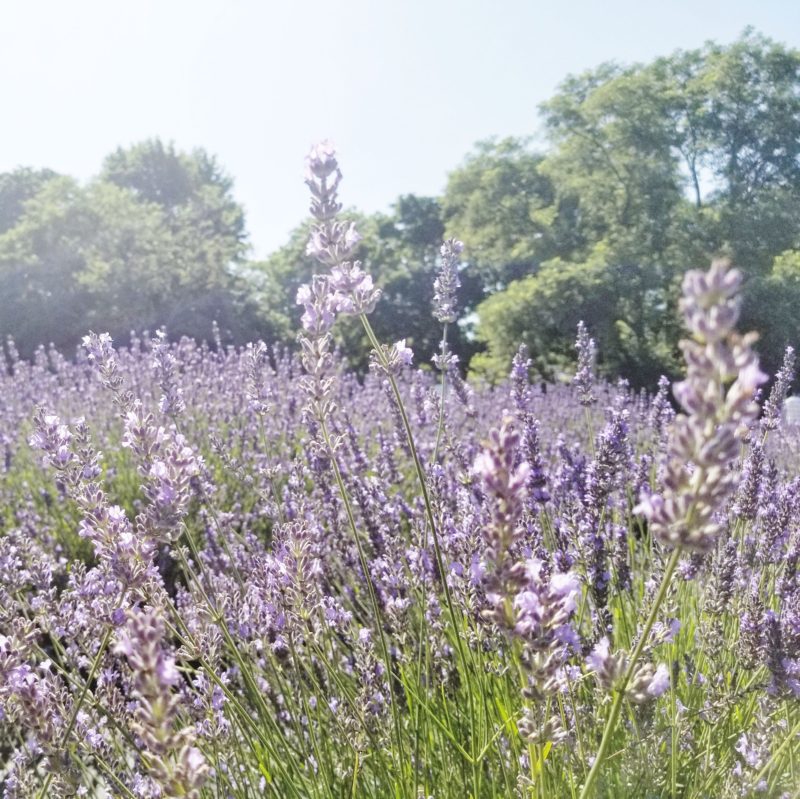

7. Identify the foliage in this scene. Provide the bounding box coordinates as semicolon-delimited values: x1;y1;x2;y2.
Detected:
1;32;799;389
442;138;572;289
471;29;800;385
101;138;247;273
742;249;800;378
473;244;682;387
0;141;258;356
0;167;61;234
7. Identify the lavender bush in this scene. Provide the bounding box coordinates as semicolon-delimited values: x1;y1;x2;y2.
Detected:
0;144;798;798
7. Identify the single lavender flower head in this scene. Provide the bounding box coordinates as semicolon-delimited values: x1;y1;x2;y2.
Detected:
29;409;73;469
305;140;342;223
473;415;533;624
297;276;345;336
82;331;131;406
473;416;531;531
433;238;463;324
511;344;532;415
587;638;669;704
151;330;186;418
305;139;338;181
370;339;414;376
82;331;114;364
303;142;381;315
574;321;596;406
432;346;459;373
392;339;414;367
636;260;767;553
307;221;362;266
762;345;795;432
115;609;208;794
680;260;742;343
329;263;381;314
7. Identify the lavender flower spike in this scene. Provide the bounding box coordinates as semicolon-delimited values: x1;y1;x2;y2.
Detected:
433;238;463;324
587;638;669;705
574;321;596;406
115;609;208;796
636;259;767;553
761;344;795;432
304;141;381;316
473;416;531;624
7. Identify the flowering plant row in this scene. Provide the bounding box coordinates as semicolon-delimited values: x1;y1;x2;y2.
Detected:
0;144;798;798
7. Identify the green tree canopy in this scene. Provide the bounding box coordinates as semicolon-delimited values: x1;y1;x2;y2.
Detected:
102;139;248;273
0;142;258;355
442;138;572;290
473;30;800;387
0;167;61;235
472;244;681;388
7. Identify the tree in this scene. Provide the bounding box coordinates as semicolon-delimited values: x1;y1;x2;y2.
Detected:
244;219;321;346
471;31;800;387
741;249;800;378
472;244;681;388
442;138;572;290
538;30;800;271
355;195;479;370
0;168;60;234
539;63;685;260
0;166;257;355
653;30;800;272
101;139;248;278
0;177;108;353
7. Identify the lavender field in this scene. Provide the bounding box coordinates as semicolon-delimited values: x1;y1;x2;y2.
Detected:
1;144;799;798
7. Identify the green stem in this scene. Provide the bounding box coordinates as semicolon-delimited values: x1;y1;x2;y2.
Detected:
359;315;455;606
432;323;449;464
754;714;800;786
359;313;479;780
318;417;408;793
579;546;682;799
37;598;124;799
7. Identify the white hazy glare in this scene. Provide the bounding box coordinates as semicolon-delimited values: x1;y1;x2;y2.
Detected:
1;0;797;258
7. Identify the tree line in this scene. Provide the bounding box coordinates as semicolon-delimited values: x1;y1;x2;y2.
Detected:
1;29;798;389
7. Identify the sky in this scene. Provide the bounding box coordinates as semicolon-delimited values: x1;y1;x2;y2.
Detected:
1;0;798;258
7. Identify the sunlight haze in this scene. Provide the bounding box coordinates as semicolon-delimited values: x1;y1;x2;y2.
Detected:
2;0;797;257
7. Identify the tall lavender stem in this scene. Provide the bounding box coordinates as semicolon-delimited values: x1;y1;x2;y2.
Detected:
580;260;766;799
431;238;464;464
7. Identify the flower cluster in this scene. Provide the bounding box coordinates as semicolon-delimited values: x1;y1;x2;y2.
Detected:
115;609;208;797
472;415;531;616
432;238;463;324
0;148;798;798
301;140;380;323
636;260;767;552
586;637;670;704
574;320;597;406
296;143;381;422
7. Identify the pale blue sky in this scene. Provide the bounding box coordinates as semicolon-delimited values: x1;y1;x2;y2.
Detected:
1;0;798;257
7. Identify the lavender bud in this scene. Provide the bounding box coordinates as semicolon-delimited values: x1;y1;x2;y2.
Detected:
433;238;463;324
574;321;597;406
636;260;767;553
762;345;795;432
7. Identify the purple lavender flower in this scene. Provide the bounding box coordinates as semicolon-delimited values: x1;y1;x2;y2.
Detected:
574;321;597;407
150;330;186;418
762;345;795;432
433;238;463;324
304;141;381;316
587;637;669;704
115;609;208;795
636;260;767;553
